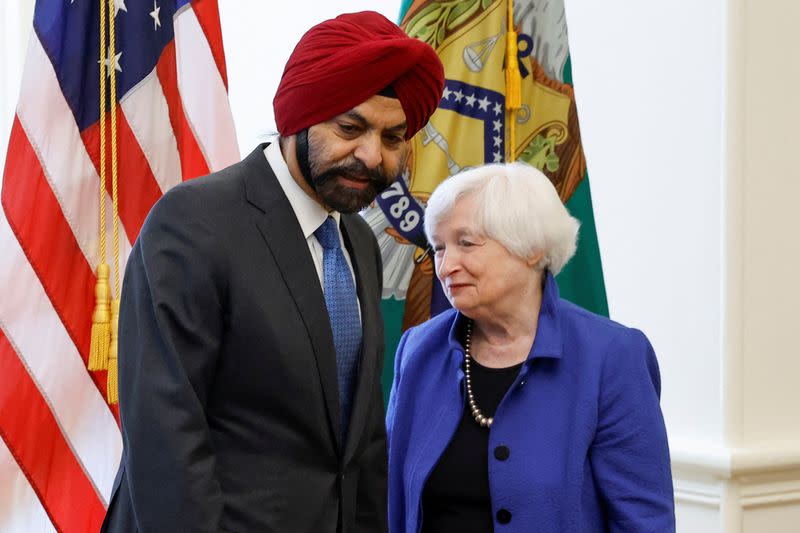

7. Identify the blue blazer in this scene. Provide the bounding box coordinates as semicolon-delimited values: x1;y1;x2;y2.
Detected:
386;273;675;532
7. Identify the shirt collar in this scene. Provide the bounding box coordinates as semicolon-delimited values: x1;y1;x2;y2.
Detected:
529;271;563;359
264;140;341;238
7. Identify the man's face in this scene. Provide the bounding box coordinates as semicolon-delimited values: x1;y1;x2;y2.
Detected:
306;95;409;213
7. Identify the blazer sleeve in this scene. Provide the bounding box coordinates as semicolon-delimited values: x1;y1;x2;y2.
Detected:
116;188;225;532
591;329;676;532
385;327;412;533
355;234;389;533
385;327;410;442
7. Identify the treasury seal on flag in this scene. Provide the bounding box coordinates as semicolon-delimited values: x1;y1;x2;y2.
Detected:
363;0;593;384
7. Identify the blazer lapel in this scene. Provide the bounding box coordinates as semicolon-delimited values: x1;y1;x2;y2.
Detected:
340;214;380;463
241;144;343;453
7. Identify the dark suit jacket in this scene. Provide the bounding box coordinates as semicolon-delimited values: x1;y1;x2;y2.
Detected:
101;144;388;533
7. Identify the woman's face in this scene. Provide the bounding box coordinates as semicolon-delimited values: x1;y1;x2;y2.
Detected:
430;195;537;320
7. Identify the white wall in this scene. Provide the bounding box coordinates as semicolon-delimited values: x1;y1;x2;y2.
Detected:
565;0;727;451
0;3;34;155
566;0;800;531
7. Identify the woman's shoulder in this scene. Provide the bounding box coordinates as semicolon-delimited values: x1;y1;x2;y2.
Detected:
402;308;459;346
555;301;664;410
556;297;639;336
555;298;655;365
394;308;459;372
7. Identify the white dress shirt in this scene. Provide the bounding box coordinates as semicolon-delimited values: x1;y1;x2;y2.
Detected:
264;141;359;297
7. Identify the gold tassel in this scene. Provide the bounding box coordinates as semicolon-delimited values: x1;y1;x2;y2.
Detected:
88;263;111;370
106;298;120;404
505;2;522;111
505;0;521;162
504;36;521;110
90;0;110;372
105;0;121;406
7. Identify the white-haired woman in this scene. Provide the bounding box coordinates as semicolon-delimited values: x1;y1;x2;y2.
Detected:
386;163;674;533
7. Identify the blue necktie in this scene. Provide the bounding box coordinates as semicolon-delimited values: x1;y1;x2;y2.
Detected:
314;216;362;443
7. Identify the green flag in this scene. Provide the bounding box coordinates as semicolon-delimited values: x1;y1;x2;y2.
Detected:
362;0;608;402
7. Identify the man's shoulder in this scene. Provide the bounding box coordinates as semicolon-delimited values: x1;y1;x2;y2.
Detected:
168;157;248;202
137;157;257;250
147;154;260;224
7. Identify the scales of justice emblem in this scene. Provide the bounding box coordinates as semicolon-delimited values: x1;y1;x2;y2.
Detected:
363;0;587;331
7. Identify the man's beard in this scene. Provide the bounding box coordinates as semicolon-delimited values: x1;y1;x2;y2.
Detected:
310;160;394;214
301;131;404;214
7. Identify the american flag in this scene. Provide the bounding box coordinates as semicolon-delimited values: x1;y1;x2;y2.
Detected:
0;0;238;530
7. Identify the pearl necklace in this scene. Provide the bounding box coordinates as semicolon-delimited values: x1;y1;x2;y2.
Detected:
464;319;493;428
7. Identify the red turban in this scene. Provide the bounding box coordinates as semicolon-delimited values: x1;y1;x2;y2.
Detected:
274;11;445;140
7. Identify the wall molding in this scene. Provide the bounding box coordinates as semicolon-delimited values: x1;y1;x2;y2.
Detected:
674;477;722;508
672;439;800;511
739;478;800;508
671;439;800;479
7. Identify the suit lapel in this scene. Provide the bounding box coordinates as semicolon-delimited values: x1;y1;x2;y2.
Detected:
242;144;343;453
340;215;380;462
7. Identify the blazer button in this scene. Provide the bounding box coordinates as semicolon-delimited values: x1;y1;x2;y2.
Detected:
494;445;510;461
518;379;526;388
496;509;512;524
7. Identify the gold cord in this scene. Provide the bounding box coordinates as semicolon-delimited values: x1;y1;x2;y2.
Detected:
88;0;111;372
107;0;121;405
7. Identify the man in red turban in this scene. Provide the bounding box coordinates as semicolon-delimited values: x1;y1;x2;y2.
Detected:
274;10;444;214
103;10;444;533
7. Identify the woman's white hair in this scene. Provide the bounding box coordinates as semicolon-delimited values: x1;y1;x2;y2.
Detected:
423;162;579;275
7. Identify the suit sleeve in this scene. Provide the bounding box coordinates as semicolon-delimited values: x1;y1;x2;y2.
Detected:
355;234;389;533
591;329;675;532
116;188;225;532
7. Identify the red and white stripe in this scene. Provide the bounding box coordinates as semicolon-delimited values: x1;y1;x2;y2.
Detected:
0;1;238;531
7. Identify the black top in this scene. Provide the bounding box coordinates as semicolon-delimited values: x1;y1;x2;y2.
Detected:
421;358;523;533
